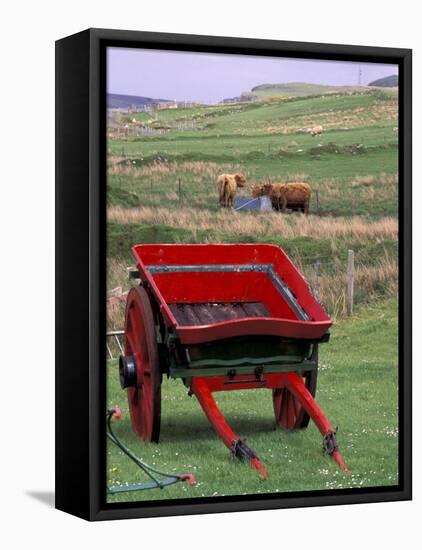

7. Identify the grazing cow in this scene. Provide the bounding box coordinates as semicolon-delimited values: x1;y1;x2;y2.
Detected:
251;182;311;214
251;184;263;198
217;173;246;208
308;125;323;137
251;183;272;198
278;182;311;214
252;183;280;207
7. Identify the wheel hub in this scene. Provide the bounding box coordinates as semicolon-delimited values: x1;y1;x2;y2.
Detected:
119;354;137;389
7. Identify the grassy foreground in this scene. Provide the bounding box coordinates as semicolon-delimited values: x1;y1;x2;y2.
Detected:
106;298;398;502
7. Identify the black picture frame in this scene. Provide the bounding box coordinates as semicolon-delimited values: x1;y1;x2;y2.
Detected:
55;28;412;521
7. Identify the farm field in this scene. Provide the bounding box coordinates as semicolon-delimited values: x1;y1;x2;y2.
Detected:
107;89;398;318
106;87;399;500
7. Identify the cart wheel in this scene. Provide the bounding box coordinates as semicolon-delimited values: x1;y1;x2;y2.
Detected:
273;370;317;430
124;286;161;442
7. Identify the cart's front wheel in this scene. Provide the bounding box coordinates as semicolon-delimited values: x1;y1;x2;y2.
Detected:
273;370;317;430
123;286;161;442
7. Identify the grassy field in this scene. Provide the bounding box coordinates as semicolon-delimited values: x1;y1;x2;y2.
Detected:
106;87;399;501
106;298;398;502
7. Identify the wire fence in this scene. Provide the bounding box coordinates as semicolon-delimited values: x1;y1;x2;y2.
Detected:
106;330;124;360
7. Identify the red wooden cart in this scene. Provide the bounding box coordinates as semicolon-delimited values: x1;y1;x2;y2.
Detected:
119;244;349;478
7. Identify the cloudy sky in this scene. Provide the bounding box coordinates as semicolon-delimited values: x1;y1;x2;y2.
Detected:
107;47;398;103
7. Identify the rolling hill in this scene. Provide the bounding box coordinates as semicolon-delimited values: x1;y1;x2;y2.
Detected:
368;75;398;87
241;82;379;100
107;93;171;109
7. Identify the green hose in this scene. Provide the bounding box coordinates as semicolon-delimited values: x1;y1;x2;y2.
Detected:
106;408;196;494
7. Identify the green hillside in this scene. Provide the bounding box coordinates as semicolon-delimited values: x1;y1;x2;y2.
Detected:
368;75;398;87
107;88;398;315
243;82;384;99
110;89;397;142
248;82;348;98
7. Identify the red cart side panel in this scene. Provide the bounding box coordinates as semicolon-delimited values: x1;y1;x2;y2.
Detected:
176;318;331;344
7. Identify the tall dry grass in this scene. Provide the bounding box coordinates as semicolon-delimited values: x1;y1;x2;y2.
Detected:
108;159;248;179
302;255;398;319
107;206;397;243
351;173;398;187
267;173;310;183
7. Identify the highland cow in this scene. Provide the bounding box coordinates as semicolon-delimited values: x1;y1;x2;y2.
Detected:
251;183;272;198
217;173;246;208
278;182;311;214
251;182;311;214
251;183;282;210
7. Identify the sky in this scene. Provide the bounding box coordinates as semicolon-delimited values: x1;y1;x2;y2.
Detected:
107;47;398;103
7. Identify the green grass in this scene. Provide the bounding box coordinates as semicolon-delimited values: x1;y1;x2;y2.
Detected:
107;221;397;265
245;83;397;99
207;93;383;125
108;124;397;155
247;82;346;97
106;298;398;502
107;148;398;218
108;89;397;141
154;103;250;121
106;89;399;501
129;111;152;122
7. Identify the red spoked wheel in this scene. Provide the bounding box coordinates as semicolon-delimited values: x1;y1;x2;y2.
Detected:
123;286;161;442
273;370;317;430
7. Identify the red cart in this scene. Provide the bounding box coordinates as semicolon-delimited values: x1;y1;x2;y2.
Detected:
119;244;349;478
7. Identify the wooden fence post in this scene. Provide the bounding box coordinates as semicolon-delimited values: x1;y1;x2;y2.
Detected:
347;249;354;316
314;258;321;302
178;178;182;201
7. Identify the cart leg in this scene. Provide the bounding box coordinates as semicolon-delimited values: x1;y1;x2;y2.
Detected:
191;378;268;479
284;372;350;472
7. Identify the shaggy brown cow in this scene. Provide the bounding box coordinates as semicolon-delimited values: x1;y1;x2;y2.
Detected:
217;173;246;208
251;184;262;198
278;182;311;214
251;184;272;198
251;182;311;214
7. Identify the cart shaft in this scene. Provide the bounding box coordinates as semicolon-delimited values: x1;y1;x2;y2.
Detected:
284;372;349;472
190;372;349;477
191;377;268;479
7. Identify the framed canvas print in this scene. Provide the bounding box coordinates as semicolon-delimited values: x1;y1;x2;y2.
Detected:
55;28;412;521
